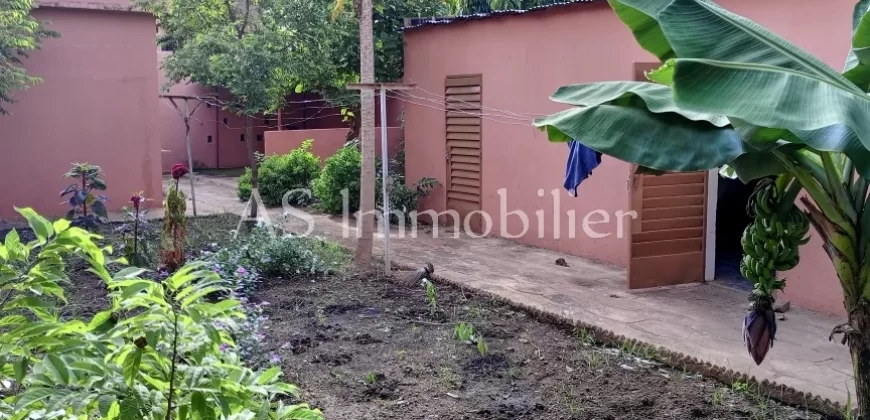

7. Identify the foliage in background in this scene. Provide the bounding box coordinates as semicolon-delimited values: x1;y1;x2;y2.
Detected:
239;226;348;278
292;0;448;105
60;162;108;229
532;0;870;414
443;0;568;14
117;192;150;267
0;209;322;418
312;145;362;214
200;225;347;285
161;164;188;272
0;0;57;114
137;0;303;220
237;140;321;206
238;167;254;202
377;141;439;224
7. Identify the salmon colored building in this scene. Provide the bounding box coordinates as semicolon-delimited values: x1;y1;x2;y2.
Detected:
0;0;162;220
402;0;855;316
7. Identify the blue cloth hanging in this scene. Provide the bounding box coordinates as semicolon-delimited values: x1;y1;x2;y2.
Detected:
564;140;602;197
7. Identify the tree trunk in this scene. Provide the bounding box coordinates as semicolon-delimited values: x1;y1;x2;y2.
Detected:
245;115;259;219
848;302;870;417
354;0;375;268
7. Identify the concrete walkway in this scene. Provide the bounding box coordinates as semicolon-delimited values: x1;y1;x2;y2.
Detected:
176;174;854;405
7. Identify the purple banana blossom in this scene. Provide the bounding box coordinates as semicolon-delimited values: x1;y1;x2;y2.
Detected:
743;307;777;365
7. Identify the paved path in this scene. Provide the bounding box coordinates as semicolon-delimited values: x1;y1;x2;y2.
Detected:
174;174;855;405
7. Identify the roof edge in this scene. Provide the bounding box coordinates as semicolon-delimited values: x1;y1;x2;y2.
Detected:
402;0;606;31
36;0;150;14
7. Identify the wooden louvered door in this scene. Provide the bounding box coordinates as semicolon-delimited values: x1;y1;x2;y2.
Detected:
445;75;483;232
628;170;708;289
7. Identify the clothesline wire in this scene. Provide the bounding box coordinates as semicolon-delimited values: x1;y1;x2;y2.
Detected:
387;94;531;127
404;82;548;119
388;91;534;123
385;92;535;127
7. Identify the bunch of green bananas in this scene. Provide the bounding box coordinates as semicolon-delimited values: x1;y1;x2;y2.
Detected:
739;179;810;295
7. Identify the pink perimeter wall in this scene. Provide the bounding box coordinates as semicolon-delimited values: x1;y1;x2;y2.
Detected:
265;127;403;161
0;6;161;220
403;0;855;315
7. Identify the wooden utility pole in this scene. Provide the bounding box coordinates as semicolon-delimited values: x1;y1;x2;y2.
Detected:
354;0;376;268
163;95;211;216
347;83;415;274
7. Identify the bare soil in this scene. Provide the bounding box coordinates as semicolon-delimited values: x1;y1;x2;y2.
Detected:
14;214;834;419
257;272;830;420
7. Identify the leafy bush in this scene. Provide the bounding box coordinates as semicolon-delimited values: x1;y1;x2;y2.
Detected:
201;226;347;285
200;243;262;297
377;139;440;224
240;227;347;278
0;209;322;419
237;141;321;206
312;145;361;214
60;162;108;229
378;176;439;224
238;167;253;201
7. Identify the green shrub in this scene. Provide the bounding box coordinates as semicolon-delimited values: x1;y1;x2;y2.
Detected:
377;139;440;224
0;209;322;419
242;227;348;277
237;140;321;206
237;167;253;201
312;145;361;214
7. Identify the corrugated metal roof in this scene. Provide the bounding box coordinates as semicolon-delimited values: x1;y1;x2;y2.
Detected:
402;0;605;31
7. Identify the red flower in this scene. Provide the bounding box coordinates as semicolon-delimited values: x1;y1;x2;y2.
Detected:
130;191;145;209
171;163;189;180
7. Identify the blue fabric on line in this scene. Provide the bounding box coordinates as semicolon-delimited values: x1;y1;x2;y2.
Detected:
564;140;602;197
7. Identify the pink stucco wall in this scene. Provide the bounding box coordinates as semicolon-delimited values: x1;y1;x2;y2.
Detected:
0;6;161;220
403;0;854;315
157;82;403;170
265;127;403;160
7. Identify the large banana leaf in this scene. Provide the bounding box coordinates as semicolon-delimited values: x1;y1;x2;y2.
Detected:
657;0;860;94
608;0;674;61
549;81;730;126
845;0;870;90
612;0;860;95
671;59;870;177
534;105;745;171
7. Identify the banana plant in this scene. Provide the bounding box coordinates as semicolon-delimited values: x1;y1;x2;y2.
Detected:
533;0;870;415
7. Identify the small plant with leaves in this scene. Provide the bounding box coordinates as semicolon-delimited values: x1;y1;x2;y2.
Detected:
422;279;438;314
60;162;108;228
162;163;188;272
454;322;488;356
364;372;377;385
117;191;150;267
0;210;323;418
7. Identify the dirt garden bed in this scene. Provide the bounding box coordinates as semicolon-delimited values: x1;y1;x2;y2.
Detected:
41;214;832;419
255;270;832;420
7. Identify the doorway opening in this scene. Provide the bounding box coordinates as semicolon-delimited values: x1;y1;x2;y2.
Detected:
714;176;759;290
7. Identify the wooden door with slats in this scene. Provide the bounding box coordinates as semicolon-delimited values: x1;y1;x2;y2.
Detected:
445;75;483;232
628;170;708;288
627;62;707;289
